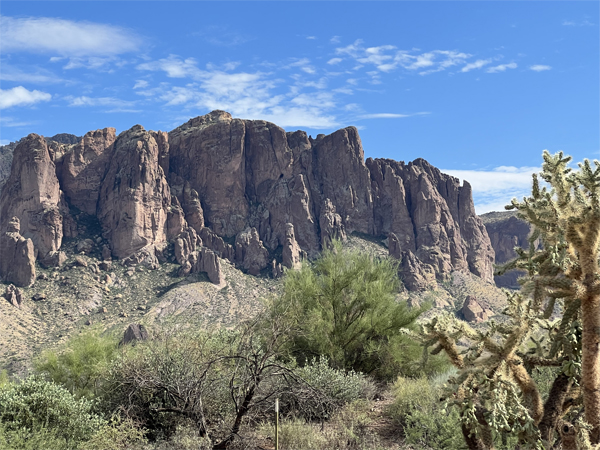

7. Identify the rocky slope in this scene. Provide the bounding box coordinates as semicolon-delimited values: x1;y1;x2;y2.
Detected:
0;111;494;291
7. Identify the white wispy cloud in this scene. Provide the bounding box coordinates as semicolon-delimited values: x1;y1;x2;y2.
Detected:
66;96;136;109
562;19;595;26
0;65;65;84
137;55;201;78
359;112;430;119
1;16;143;57
461;59;492;72
136;55;340;128
530;65;551;72
335;40;471;75
443;165;540;214
0;86;52;109
133;80;149;89
486;62;517;73
0;116;33;127
327;58;342;65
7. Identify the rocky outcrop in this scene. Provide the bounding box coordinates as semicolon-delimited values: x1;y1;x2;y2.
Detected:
480;211;537;288
199;227;235;261
461;295;490;323
389;233;435;291
97;126;173;259
368;158;494;284
4;284;23;308
120;323;149;346
0;134;67;260
235;227;269;276
191;247;223;285
282;223;301;269
0;217;36;287
319;199;346;249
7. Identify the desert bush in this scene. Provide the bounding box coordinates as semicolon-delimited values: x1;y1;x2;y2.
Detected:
275;357;375;420
0;376;105;449
257;400;381;450
78;416;147;450
0;422;70;450
388;376;463;449
100;320;298;448
35;330;119;399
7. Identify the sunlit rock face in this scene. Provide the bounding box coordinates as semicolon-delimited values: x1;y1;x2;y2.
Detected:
0;111;495;288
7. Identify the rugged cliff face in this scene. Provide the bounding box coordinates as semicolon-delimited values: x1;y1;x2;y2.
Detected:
0;111;495;289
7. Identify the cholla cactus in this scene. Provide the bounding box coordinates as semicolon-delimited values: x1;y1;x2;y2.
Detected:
418;152;600;449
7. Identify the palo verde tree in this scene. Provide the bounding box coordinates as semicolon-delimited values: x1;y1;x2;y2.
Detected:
270;240;445;380
415;151;600;449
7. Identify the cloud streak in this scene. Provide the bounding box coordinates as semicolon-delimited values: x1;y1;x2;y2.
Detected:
530;65;551;72
359;112;429;119
1;16;143;57
0;86;52;109
486;62;517;73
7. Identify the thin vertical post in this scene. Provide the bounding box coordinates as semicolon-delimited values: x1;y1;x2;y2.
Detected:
275;397;279;450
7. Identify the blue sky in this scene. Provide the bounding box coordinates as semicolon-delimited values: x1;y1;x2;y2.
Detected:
1;1;598;213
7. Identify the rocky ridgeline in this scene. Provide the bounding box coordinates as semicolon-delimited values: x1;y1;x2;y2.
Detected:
0;110;494;290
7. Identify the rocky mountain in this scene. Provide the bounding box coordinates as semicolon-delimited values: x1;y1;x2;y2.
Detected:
0;111;494;291
480;211;537;288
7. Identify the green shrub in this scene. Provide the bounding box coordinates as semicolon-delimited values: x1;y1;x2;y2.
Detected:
0;376;105;448
270;419;328;450
278;357;375;420
0;422;70;450
35;330;119;399
78;416;147;450
388;376;463;449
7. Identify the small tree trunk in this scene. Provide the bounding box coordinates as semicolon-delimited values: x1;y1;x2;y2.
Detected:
213;385;256;449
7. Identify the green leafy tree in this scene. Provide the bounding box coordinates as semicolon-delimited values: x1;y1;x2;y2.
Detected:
270;240;444;380
35;330;119;400
416;152;600;449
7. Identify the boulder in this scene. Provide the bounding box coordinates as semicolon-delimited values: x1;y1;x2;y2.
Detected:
101;244;112;261
76;239;95;254
0;217;36;286
461;296;490;323
39;250;67;268
4;284;23;308
120;323;149;346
